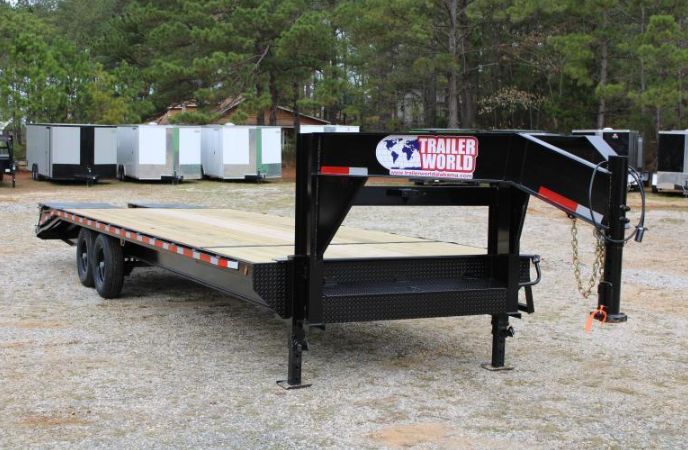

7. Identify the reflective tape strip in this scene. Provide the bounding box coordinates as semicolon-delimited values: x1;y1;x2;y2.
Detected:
52;209;241;271
538;186;577;211
320;166;369;176
538;186;603;222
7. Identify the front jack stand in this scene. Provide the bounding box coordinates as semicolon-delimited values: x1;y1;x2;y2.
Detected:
597;155;630;324
277;319;312;390
481;314;515;371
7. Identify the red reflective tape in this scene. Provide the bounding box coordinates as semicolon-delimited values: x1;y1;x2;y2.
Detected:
199;253;212;263
321;166;350;175
538;186;578;212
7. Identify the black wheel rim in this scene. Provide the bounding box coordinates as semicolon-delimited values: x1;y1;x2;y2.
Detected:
96;247;106;283
78;240;88;274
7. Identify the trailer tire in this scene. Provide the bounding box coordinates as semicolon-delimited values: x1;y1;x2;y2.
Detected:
92;234;124;299
76;228;96;287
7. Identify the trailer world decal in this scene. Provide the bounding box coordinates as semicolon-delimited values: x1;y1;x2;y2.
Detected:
376;135;479;179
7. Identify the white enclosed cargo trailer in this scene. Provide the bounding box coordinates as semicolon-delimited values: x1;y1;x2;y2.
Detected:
117;124;200;181
201;125;281;180
27;124;117;182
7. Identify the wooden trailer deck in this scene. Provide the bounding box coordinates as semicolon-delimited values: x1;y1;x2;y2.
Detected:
61;207;484;263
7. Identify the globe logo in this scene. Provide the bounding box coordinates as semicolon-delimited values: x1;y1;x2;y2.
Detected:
375;136;421;170
376;134;479;179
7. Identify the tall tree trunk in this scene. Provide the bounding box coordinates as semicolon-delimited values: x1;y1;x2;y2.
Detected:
256;80;265;126
292;81;301;134
596;12;609;128
268;71;278;126
447;0;459;128
426;72;437;127
639;5;646;116
458;0;475;127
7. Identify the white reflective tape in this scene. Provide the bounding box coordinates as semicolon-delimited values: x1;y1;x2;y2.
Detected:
162;242;169;250
177;247;184;255
126;232;131;238
210;256;219;265
349;167;369;176
136;234;143;242
192;251;200;259
575;204;604;224
227;260;239;270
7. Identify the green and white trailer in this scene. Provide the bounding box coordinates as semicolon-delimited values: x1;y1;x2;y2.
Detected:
117;124;201;182
201;125;281;181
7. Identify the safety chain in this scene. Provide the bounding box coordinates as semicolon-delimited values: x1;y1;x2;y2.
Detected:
570;218;605;299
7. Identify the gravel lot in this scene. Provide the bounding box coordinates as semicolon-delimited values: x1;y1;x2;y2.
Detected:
1;173;687;449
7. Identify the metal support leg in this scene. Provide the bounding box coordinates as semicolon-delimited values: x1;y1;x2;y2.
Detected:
277;319;311;389
482;314;515;371
598;155;628;323
278;256;312;390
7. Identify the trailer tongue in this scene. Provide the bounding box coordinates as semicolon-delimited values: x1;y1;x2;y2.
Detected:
36;131;644;388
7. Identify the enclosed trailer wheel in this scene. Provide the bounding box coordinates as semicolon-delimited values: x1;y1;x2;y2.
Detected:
76;228;96;287
92;234;124;298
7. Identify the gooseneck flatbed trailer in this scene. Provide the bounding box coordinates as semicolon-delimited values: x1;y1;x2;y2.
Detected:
35;131;643;388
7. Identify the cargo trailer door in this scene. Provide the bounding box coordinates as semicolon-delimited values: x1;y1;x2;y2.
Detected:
257;127;282;178
94;127;117;178
223;127;250;178
179;127;202;178
51;126;81;179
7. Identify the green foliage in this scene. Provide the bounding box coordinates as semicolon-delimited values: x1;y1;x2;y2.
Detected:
1;0;687;149
169;111;218;125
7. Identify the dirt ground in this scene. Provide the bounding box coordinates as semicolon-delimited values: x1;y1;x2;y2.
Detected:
1;171;687;449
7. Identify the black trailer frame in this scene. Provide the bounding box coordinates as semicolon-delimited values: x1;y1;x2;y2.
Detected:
36;131;633;388
0;134;16;188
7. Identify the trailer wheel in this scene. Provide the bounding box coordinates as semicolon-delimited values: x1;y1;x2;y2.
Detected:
92;234;124;299
76;228;96;287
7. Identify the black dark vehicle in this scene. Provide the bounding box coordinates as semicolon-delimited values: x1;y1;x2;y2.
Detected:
0;134;16;188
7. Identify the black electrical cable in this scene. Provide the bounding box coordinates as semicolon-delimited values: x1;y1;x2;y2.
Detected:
587;160;646;244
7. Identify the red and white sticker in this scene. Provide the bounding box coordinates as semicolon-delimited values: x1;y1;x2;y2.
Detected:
538;187;603;223
376;135;479;179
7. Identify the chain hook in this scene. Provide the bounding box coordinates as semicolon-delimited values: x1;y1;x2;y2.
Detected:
570;217;605;299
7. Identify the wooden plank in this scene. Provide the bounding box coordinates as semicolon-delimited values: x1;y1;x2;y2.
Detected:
68;208;426;248
211;242;484;263
65;207;484;264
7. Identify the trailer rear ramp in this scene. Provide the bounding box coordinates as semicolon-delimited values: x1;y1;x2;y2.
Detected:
36;131;645;388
